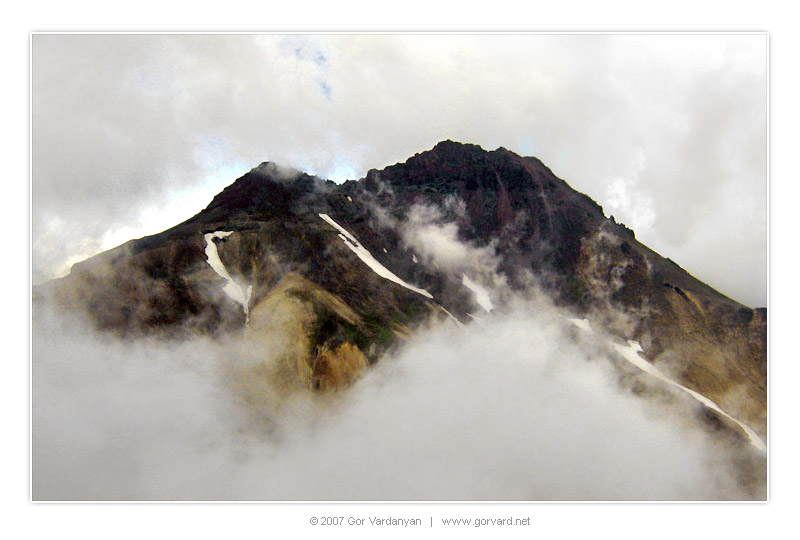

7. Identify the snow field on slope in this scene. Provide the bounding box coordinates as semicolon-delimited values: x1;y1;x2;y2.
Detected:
204;231;253;322
567;318;765;452
318;213;433;299
462;274;494;313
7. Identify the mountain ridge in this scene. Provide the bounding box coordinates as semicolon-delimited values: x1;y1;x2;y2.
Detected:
35;140;767;447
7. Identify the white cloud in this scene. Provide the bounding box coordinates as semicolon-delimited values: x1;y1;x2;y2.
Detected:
31;33;767;305
32;293;760;501
400;203;497;275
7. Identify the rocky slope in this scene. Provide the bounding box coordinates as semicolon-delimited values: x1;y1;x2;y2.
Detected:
34;140;767;446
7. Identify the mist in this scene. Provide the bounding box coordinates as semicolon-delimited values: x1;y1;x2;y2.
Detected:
32;290;762;501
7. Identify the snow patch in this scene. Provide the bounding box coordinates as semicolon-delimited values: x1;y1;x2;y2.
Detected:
567;317;765;452
567;318;594;334
462;274;494;312
204;231;253;323
318;214;433;299
439;306;464;327
612;340;766;453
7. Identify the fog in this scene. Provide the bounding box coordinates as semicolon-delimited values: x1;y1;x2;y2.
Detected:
32;291;761;501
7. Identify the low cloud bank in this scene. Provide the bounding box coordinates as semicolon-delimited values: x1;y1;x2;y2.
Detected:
32;292;760;501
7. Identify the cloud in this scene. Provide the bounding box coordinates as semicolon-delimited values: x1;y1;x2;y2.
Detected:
32;290;763;501
400;202;497;275
31;34;767;306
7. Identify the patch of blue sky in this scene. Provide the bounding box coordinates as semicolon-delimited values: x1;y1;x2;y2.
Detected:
327;163;357;183
287;39;328;66
207;162;250;189
518;138;536;156
319;80;332;101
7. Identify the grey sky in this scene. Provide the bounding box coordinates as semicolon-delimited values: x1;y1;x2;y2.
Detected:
31;33;767;307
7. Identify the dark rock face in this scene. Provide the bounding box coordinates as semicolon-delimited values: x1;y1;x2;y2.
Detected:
35;140;767;439
367;141;605;281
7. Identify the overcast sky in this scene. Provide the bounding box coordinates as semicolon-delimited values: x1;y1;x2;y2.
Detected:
31;33;767;307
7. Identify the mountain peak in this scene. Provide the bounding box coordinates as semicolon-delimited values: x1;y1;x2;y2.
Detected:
430;138;486;154
198;162;326;222
250;161;304;181
37;142;767;460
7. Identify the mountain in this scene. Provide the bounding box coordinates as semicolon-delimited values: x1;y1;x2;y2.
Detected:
34;140;767;497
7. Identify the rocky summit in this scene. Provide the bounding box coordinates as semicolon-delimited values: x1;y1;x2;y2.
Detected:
35;140;767;482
